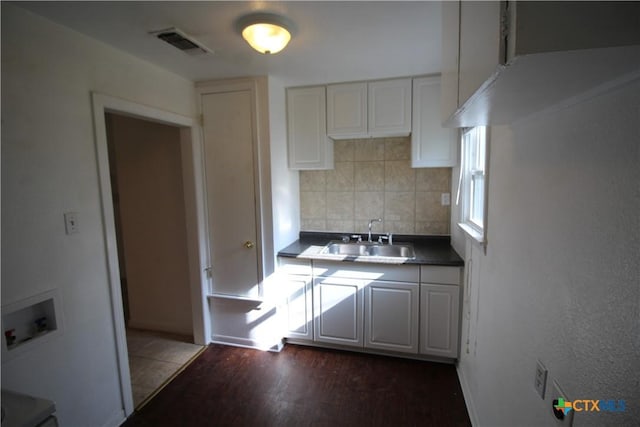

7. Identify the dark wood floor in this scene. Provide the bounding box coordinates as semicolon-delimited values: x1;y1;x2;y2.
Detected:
122;343;471;427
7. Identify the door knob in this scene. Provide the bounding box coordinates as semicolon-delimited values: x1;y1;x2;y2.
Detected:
244;241;255;249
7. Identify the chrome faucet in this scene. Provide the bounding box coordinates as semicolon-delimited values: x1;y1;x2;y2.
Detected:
367;218;382;242
378;232;393;245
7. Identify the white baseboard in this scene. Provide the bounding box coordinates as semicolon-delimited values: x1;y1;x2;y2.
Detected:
456;363;480;426
102;409;126;427
127;319;192;336
211;334;284;352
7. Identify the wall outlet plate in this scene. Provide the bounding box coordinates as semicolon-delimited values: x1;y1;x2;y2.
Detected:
551;380;574;426
534;359;547;399
64;212;79;234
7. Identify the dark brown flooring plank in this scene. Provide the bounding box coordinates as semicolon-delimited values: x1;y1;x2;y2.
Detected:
121;343;471;427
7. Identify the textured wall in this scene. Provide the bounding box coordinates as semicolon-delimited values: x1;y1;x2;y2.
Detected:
455;79;640;426
299;137;451;235
269;76;300;254
1;4;195;426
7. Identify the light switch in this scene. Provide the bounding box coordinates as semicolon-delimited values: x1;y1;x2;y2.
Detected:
64;212;79;234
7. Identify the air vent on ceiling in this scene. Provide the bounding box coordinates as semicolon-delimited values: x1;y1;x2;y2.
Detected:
150;27;213;56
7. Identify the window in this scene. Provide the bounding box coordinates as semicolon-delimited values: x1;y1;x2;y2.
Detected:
458;126;488;243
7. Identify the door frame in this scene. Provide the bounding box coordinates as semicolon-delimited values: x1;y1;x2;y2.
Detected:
91;92;211;416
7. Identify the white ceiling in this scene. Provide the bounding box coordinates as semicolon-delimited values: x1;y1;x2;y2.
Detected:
14;1;443;86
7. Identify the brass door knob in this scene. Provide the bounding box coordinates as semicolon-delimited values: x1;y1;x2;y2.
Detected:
244;241;255;249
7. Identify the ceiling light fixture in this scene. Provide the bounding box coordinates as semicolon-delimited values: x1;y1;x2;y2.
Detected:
236;12;295;54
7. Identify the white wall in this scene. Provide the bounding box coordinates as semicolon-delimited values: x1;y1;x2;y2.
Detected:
456;79;640;426
108;114;193;336
1;4;196;426
269;76;300;255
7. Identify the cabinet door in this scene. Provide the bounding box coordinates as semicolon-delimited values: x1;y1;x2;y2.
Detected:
411;76;458;168
281;275;313;340
313;277;363;347
286;86;333;170
364;281;418;354
368;79;412;137
420;284;459;358
327;82;368;139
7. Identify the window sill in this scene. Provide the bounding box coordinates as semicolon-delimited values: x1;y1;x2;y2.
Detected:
458;222;485;245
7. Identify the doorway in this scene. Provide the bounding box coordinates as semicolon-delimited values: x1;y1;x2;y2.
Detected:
92;93;210;416
106;113;192;334
105;113;204;407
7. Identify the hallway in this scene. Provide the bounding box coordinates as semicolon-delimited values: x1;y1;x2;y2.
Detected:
126;329;204;408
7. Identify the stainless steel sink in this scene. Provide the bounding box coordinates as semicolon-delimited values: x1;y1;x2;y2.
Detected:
320;242;415;259
368;244;415;258
322;242;370;256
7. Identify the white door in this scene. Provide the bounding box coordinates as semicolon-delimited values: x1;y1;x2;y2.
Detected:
201;90;260;298
313;277;363;347
420;283;460;358
368;78;412;137
282;275;313;340
364;281;419;354
411;76;458;168
327;82;368;138
286;86;333;170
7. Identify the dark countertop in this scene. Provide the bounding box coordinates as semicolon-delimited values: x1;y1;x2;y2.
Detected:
278;232;464;266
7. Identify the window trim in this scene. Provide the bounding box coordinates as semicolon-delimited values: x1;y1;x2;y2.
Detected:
457;126;489;247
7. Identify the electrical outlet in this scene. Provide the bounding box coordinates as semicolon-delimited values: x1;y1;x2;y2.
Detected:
441;192;451;206
551;380;574;426
534;360;547;399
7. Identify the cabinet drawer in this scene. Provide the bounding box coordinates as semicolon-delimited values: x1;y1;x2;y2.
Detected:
420;266;461;285
313;261;419;283
278;257;312;275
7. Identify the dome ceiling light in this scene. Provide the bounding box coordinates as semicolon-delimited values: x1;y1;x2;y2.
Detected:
236;12;296;54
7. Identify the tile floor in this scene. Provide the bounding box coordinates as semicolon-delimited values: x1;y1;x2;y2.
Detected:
126;328;204;408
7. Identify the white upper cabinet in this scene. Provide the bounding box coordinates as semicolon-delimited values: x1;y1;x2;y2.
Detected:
442;0;640;127
411;76;457;168
326;82;368;138
287;86;334;170
368;78;412;137
327;78;412;139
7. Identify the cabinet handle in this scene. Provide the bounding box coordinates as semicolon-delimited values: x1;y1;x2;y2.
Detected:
244;241;255;249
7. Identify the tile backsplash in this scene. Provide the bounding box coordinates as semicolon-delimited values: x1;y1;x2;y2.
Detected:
300;137;451;235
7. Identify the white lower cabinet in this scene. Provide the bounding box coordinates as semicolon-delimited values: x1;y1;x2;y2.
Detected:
419;283;460;358
313;276;364;347
364;281;419;354
282;276;313;340
279;257;461;360
278;258;313;340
